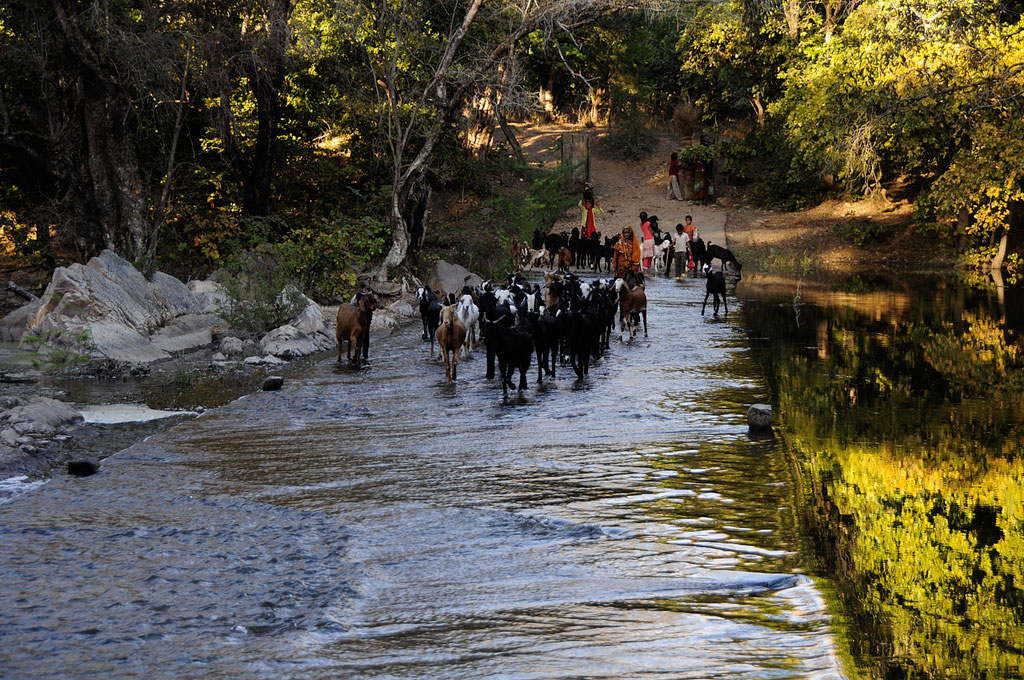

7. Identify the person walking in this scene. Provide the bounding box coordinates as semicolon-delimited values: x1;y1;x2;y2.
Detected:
681;215;699;272
666;152;683;200
613;225;642;287
639;214;656;272
671;223;689;279
580;182;601;238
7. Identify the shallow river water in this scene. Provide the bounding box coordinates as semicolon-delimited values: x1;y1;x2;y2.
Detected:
1;274;847;679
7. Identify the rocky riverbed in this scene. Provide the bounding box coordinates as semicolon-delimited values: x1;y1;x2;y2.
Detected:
0;251;481;481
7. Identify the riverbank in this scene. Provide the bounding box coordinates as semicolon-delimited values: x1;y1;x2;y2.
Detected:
724;193;955;280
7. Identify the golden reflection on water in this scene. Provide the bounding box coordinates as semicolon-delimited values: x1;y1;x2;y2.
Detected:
740;275;1024;680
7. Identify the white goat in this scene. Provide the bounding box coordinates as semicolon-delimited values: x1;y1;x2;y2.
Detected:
652;239;672;275
456;294;480;356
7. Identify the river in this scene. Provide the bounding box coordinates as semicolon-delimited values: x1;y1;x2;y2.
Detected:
1;273;846;679
738;273;1024;680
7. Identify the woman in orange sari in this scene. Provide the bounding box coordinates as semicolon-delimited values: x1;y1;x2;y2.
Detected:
613;225;642;287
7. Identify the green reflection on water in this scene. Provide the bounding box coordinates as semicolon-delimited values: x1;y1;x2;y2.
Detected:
740;275;1024;680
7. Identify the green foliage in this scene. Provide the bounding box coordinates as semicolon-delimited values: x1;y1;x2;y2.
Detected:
425;159;575;280
833;218;890;246
744;121;833;210
603;104;657;161
217;246;309;336
922;120;1024;248
676;143;718;166
23;327;94;374
677;0;789;122
274;215;389;302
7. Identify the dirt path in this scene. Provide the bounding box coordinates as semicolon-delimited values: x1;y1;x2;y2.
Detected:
514;124;728;252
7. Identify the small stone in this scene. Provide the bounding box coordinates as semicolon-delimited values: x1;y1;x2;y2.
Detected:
262;376;284;391
244;356;262;366
219;336;245;355
211;352;227;362
68;459;100;476
747;404;773;432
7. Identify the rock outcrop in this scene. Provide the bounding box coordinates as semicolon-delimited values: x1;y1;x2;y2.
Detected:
259;294;335;359
427;260;483;297
7;250;228;365
0;397;85;478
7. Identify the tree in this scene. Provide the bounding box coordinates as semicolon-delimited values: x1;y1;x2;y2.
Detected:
339;0;609;280
189;0;296;218
0;0;182;264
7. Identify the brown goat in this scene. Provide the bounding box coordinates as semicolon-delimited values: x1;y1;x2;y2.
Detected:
436;304;468;383
336;293;376;366
615;279;648;341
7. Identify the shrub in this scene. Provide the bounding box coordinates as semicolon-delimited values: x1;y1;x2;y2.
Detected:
217;246;308;336
603;105;656;161
275;215;388;303
833;219;890;247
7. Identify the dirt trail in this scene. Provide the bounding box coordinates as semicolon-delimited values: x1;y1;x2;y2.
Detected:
514;124;728;249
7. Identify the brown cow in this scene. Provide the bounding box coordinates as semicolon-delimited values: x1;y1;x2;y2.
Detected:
336;293;377;366
436;304;468;383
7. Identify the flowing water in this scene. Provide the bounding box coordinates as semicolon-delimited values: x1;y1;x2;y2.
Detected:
1;274;846;679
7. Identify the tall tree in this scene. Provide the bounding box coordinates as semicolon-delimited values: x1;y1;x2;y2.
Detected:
340;0;609;280
191;0;295;218
0;0;180;263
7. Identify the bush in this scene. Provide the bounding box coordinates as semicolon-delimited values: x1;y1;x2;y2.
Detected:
275;215;388;303
217;246;309;336
603;106;657;161
833;219;890;246
741;121;833;211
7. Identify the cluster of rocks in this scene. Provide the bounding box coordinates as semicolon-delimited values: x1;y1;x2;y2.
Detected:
0;397;86;478
0;253;483;480
0;249;424;372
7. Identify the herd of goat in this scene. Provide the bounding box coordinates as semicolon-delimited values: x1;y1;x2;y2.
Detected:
336;228;743;394
413;272;648;394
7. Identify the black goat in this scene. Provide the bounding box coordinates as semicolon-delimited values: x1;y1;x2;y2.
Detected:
688;238;707;275
483;317;534;395
416;287;442;352
477;289;515;379
701;271;728;316
527;311;559;383
702;242;742;275
594;236;616;272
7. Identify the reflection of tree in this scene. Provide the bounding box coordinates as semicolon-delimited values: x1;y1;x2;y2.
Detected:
743;284;1024;679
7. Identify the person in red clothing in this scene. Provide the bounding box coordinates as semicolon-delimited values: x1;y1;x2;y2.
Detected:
579;182;600;238
666;152;683;200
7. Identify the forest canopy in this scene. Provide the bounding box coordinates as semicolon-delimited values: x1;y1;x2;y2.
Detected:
1;0;1022;295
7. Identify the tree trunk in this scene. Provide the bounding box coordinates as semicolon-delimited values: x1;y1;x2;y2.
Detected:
991;228;1008;273
680;167;695;201
784;0;800;38
82;80;149;260
499;115;525;164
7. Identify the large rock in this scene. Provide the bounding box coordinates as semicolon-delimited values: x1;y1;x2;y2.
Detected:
427;260;483;297
0;298;42;342
259;298;334;359
17;250;224;364
1;397;83;436
187;279;231;315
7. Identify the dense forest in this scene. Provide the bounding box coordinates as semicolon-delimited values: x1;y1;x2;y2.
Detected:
1;0;1022;298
